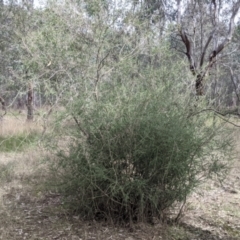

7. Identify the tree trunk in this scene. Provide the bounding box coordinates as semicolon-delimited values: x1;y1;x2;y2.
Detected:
0;96;6;119
196;74;204;96
27;83;33;121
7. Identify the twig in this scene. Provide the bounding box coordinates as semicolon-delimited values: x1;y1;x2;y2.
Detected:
188;108;240;127
72;115;89;138
175;197;186;223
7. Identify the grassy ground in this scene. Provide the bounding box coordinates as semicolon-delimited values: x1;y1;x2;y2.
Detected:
0;112;240;239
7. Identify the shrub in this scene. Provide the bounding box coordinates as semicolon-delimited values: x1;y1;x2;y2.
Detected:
48;79;233;223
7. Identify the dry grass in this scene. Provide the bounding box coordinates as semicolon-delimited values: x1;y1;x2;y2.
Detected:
0;112;43;136
0;112;45;204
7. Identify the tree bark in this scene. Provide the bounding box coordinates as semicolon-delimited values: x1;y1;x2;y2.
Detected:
0;96;7;118
27;83;34;121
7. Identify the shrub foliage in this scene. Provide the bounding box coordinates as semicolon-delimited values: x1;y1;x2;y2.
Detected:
49;73;233;223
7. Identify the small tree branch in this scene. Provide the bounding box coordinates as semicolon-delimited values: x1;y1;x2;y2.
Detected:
188;108;240;127
179;30;196;75
72;115;89;139
200;29;215;67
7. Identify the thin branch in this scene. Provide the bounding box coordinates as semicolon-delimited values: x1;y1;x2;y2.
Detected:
188;108;240;127
200;29;215;67
72;115;89;139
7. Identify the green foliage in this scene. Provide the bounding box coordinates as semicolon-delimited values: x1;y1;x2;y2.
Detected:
0;132;38;152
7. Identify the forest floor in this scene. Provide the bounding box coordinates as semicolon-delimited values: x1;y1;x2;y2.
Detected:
0;115;240;240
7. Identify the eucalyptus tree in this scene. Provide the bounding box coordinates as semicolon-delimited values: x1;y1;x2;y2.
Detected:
176;0;240;96
131;0;240;100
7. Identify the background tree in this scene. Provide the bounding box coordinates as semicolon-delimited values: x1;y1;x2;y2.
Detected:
0;1;36;114
176;0;240;96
